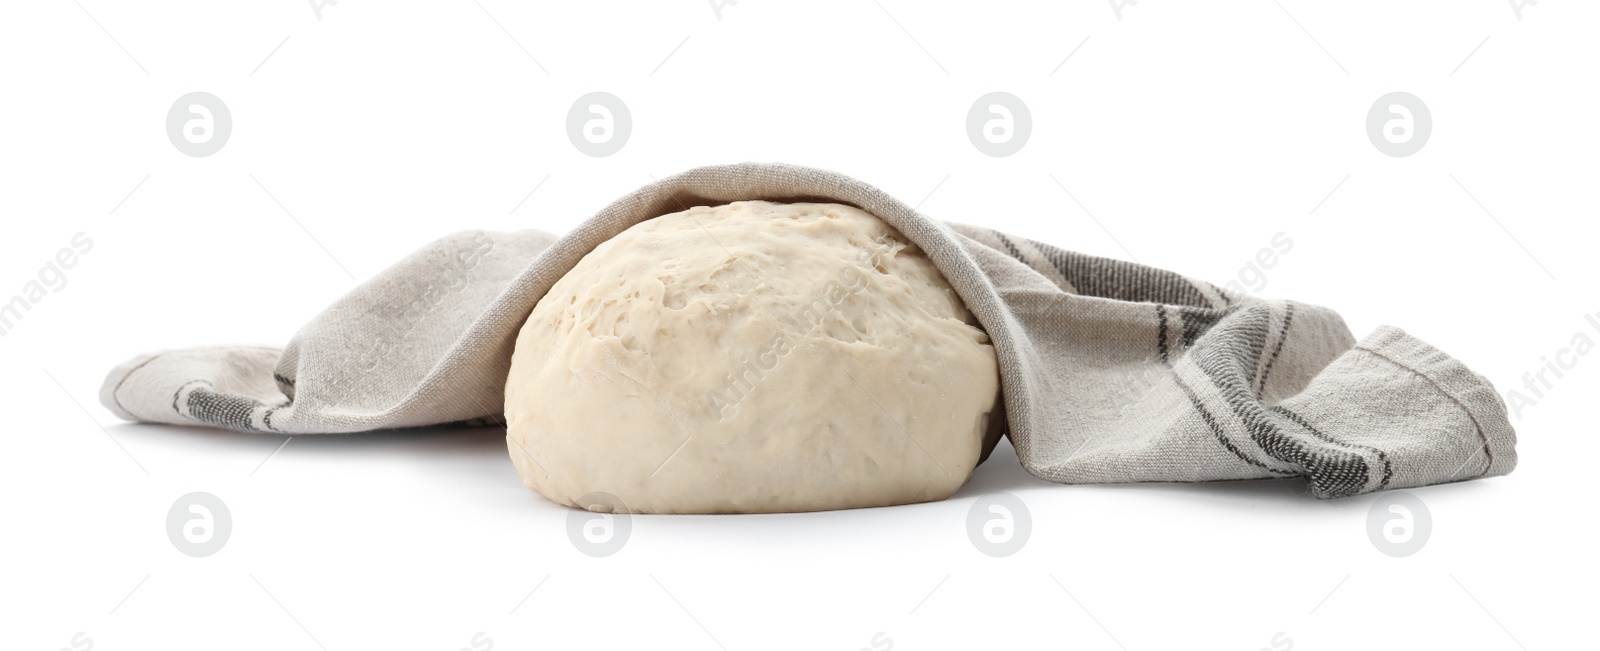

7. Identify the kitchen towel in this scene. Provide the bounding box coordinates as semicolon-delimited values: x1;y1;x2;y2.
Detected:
100;162;1517;498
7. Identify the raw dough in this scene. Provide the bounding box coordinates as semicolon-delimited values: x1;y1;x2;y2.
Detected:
504;200;1002;514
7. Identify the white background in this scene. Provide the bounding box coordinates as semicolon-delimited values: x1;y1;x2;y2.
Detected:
2;1;1594;649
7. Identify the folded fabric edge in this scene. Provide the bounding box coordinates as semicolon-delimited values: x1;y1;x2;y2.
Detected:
98;352;159;421
1353;325;1519;483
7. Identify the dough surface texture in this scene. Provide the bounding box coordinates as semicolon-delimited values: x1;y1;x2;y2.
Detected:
505;200;1001;514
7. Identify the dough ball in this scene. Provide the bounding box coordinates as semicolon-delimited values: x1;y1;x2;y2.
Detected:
505;200;1001;514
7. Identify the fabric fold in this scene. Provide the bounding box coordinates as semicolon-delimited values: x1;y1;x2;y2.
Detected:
99;162;1516;497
